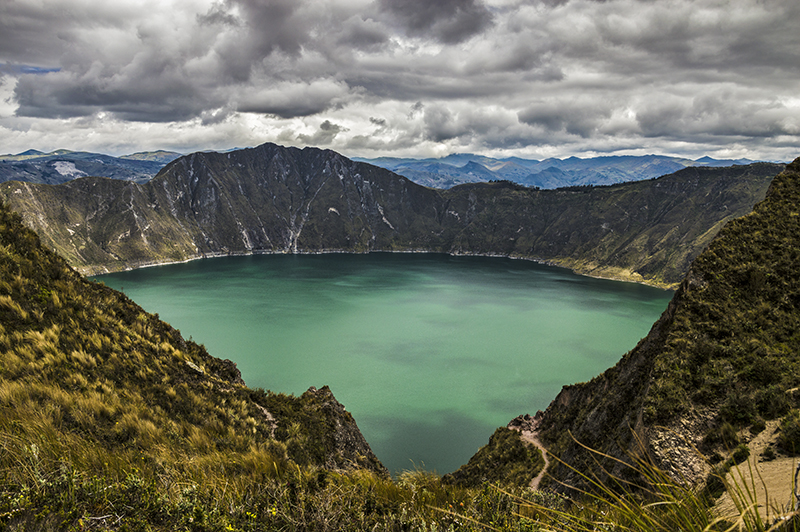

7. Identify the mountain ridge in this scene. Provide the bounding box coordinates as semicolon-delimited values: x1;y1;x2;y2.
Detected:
0;149;182;185
1;147;769;191
356;153;764;189
530;157;800;489
0;143;783;290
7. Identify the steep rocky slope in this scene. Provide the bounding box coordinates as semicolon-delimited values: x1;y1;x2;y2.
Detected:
0;198;386;487
533;157;800;489
0;143;783;288
0;194;539;531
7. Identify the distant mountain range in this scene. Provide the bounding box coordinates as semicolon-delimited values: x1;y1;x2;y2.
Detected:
0;148;768;189
0;149;183;184
355;154;761;189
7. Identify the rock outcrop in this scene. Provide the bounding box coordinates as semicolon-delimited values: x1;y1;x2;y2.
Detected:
532;157;800;489
302;386;388;475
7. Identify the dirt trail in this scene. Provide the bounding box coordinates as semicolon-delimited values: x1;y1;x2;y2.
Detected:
519;430;550;489
715;420;798;522
508;413;549;490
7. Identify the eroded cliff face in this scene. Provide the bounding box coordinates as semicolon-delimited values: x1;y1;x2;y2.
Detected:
0;142;783;288
0;145;450;275
535;158;800;489
152;145;446;256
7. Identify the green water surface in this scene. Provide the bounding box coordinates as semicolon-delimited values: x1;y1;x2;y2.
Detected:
96;253;672;476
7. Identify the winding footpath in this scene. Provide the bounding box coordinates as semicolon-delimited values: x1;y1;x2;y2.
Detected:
520;430;550;489
508;413;550;490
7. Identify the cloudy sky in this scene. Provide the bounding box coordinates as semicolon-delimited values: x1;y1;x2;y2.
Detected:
1;0;798;161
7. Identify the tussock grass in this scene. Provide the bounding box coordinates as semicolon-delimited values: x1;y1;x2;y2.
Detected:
517;433;800;532
2;162;799;530
0;294;27;320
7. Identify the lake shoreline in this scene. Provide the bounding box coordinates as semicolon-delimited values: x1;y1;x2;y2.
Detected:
95;252;674;475
84;248;675;291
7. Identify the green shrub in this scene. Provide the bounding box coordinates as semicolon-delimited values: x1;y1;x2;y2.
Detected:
756;385;791;418
750;415;766;435
778;409;800;455
703;422;739;449
761;446;776;461
731;443;750;465
443;427;544;488
720;391;757;426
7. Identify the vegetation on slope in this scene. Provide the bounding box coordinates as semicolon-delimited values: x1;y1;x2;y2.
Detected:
444;428;544;488
537;157;800;490
645;163;800;426
0;143;783;288
0;201;411;529
440;163;781;287
0;199;559;530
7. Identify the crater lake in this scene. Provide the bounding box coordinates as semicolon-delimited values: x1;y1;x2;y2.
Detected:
95;253;672;476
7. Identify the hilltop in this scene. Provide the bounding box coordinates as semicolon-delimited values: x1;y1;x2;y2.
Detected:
529;158;800;490
0;149;181;184
0;142;783;289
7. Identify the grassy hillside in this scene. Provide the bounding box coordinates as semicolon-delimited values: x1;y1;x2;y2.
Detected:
0;201;385;528
537;157;800;491
440;163;781;287
0;200;554;530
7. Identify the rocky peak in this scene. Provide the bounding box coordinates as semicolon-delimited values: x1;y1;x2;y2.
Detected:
302;386;389;476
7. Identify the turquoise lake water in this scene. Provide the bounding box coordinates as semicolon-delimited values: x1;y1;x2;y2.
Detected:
95;253;672;476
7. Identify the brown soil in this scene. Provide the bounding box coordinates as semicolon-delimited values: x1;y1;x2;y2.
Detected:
520;430;549;489
715;420;798;523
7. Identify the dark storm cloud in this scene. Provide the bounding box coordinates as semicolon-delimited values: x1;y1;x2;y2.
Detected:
422;105;463;142
518;102;614;138
0;2;96;65
635;91;799;140
211;0;309;81
335;15;390;50
3;1;219;122
13;55;210;122
0;0;798;160
196;2;240;26
377;0;494;43
4;0;323;122
296;120;348;145
421;104;526;145
237;80;350;118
